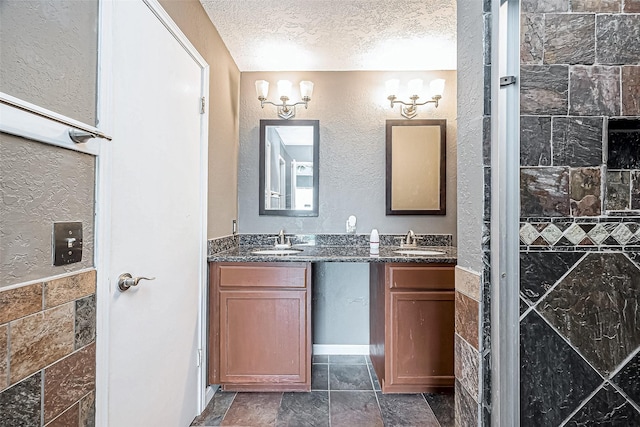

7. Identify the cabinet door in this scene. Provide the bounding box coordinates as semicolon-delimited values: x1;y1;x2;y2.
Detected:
388;291;454;389
219;290;307;385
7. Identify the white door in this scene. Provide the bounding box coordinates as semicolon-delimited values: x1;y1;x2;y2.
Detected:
103;1;208;425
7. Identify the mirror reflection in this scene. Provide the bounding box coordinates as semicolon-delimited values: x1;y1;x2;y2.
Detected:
259;120;319;216
386;119;446;215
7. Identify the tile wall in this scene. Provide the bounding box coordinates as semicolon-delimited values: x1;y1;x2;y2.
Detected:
0;270;97;426
455;1;492;425
454;267;482;426
519;1;640;425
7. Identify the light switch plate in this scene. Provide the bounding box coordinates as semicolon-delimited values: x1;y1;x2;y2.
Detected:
53;222;83;266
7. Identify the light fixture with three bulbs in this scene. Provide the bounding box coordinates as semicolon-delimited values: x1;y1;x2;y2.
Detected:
386;78;445;119
255;79;314;120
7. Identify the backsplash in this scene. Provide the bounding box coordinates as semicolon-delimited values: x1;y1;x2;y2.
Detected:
519;1;640;425
208;233;453;256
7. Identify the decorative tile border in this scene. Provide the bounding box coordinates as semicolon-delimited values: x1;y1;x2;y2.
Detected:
520;219;640;249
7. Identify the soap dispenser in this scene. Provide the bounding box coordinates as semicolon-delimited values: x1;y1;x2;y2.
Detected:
370;228;380;255
346;215;357;234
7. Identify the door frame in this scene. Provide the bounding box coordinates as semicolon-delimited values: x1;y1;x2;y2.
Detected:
490;0;520;425
95;1;211;425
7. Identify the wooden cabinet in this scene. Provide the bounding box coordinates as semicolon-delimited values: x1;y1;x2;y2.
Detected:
209;262;311;392
370;263;455;393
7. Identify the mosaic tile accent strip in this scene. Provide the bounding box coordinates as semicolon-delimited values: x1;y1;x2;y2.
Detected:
538;253;640;375
520;220;640;248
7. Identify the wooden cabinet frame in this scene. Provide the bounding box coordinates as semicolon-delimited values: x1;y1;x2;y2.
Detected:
209;262;312;392
370;263;455;393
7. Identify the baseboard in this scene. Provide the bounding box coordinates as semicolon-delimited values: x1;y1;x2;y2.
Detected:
312;344;370;355
205;385;217;404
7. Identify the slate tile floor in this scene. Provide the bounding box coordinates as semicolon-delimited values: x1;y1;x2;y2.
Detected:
192;355;454;426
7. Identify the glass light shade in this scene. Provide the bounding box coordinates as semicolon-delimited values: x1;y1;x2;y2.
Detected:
429;79;446;98
385;79;400;97
255;80;269;99
407;79;424;96
300;80;314;99
277;80;293;98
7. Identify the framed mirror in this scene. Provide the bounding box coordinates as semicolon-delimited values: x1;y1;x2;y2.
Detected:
259;119;320;216
386;119;446;215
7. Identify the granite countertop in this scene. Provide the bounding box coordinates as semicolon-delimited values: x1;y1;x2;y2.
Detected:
207;244;457;264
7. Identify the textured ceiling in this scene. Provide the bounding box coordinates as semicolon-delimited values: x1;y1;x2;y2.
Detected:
199;0;457;71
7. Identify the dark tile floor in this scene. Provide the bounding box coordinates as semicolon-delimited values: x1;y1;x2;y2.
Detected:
192;355;454;426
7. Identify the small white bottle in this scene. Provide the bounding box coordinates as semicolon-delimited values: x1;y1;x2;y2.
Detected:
370;228;380;255
346;215;357;234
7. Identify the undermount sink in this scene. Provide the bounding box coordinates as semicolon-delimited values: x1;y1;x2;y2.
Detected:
251;248;303;255
394;249;444;256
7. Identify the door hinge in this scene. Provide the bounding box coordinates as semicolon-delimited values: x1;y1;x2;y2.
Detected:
500;76;517;87
200;97;206;114
197;348;202;367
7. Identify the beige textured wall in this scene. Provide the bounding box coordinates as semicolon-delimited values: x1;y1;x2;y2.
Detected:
0;134;95;288
238;70;458;240
0;0;98;125
160;0;240;239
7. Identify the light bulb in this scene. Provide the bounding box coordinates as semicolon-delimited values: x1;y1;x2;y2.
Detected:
277;80;292;98
407;79;424;97
255;80;269;99
300;81;314;99
385;79;400;97
429;79;445;98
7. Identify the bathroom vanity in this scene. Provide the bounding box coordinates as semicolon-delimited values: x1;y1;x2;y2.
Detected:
209;262;312;391
207;236;456;393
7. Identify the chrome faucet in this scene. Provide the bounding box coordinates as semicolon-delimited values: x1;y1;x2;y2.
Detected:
275;229;291;247
401;230;418;247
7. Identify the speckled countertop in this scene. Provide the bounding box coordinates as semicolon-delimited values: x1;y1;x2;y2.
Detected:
207;234;456;264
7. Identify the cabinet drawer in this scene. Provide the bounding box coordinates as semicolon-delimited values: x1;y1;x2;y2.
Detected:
217;263;308;288
387;264;454;290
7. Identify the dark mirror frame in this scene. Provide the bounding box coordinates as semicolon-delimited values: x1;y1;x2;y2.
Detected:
259;119;320;217
386;119;446;215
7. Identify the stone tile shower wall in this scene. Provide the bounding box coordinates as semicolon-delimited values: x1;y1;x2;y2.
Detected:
520;1;640;425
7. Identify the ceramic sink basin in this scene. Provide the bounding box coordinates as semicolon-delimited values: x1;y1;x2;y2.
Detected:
251;248;303;255
393;249;444;256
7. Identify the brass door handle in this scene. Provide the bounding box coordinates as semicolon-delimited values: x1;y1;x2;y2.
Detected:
118;273;156;292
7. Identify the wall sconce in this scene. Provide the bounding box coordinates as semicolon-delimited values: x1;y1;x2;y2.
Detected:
255;79;314;120
386;78;445;119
